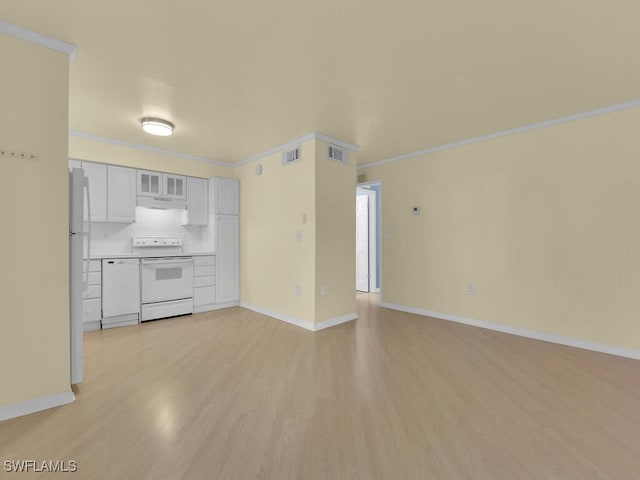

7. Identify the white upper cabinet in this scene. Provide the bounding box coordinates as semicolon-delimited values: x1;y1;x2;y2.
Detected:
186;177;208;226
137;170;186;200
164;174;186;200
214;177;240;215
108;166;136;223
68;159;82;170
137;170;162;197
82;162;108;223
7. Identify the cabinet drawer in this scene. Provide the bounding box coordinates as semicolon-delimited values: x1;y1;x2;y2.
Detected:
89;260;102;272
194;275;215;288
83;298;102;322
194;255;215;266
194;286;215;306
88;271;101;286
194;265;215;277
83;285;101;299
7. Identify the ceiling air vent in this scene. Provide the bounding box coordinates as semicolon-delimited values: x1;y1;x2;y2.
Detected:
282;146;301;165
327;144;347;164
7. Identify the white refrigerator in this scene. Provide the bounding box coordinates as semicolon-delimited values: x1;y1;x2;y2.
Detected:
69;167;91;385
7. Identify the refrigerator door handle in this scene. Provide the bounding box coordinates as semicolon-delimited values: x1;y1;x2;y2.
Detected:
83;175;92;293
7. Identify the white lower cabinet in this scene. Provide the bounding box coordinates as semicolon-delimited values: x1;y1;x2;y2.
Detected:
193;255;216;311
216;215;240;304
82;259;102;331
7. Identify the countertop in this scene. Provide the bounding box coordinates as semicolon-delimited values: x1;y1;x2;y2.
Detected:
90;251;215;259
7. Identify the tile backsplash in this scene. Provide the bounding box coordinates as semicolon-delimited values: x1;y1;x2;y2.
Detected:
90;207;214;255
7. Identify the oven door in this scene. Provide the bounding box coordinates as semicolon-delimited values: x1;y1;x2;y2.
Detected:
141;257;194;304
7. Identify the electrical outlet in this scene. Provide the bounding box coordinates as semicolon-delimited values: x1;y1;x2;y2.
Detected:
0;148;38;161
466;284;475;295
295;284;301;296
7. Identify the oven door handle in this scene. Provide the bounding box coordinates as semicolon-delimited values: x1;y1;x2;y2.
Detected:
142;257;193;265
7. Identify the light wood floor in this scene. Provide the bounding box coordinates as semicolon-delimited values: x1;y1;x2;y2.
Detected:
2;294;640;479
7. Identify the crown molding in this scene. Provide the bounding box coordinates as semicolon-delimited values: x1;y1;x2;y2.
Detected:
71;97;640;172
234;132;360;168
0;19;77;62
234;133;316;167
69;130;234;168
358;98;640;170
313;132;360;152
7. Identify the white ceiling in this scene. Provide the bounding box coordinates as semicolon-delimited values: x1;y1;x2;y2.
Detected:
2;0;639;165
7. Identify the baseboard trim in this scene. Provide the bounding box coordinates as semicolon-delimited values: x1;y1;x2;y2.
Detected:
0;391;75;422
315;312;358;331
194;302;240;313
240;302;314;331
380;302;640;360
240;303;357;331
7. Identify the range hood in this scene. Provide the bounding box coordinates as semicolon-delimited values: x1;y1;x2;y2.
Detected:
137;195;187;210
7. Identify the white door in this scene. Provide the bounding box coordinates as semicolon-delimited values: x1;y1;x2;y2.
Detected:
356;193;369;292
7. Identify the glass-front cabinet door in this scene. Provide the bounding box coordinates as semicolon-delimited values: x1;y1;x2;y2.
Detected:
164;174;186;200
137;170;162;197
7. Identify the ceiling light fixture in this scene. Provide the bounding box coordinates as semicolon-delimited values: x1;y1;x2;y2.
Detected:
141;117;174;136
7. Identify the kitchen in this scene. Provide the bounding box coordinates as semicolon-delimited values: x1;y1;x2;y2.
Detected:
69;160;240;384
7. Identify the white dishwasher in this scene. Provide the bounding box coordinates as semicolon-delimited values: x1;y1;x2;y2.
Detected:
102;258;140;329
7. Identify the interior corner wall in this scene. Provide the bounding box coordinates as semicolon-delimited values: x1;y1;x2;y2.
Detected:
69;135;233;178
237;140;316;324
314;140;357;323
359;106;640;351
0;35;71;407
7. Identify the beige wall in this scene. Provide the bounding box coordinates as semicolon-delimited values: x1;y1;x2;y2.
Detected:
0;36;70;406
314;140;357;323
360;107;640;350
237;140;317;323
69;135;232;178
237;138;358;325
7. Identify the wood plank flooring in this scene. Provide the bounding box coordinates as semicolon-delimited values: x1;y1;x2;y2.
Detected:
2;293;640;479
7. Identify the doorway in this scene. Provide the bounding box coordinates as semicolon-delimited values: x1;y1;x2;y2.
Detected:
356;183;380;293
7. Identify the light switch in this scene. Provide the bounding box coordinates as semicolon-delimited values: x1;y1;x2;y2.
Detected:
296;231;302;242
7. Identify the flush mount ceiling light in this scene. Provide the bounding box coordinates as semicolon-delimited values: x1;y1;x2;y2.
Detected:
141;117;174;136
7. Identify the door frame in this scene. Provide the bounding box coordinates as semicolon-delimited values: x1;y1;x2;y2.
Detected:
355;188;370;292
356;180;382;294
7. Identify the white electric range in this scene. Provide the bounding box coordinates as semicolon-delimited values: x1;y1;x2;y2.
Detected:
133;237;194;322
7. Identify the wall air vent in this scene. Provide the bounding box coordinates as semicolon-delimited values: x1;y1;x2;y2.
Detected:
282;146;301;165
327;144;347;164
